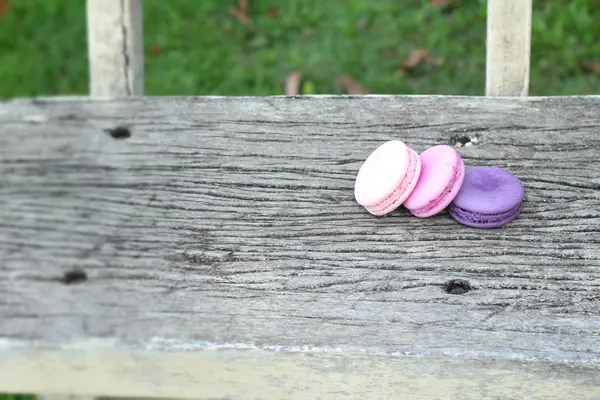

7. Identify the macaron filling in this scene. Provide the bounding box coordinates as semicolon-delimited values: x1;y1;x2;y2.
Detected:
409;164;464;216
449;202;522;226
366;149;419;215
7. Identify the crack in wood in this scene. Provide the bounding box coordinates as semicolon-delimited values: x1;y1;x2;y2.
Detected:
119;0;131;96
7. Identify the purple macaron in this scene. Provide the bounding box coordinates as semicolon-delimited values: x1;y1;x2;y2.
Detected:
448;166;524;228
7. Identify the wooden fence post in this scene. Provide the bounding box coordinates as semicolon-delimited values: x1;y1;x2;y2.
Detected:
485;0;532;96
86;0;144;97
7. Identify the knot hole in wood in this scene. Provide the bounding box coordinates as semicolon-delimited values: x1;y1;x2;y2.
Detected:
443;279;472;295
450;133;480;148
104;125;131;140
60;269;88;285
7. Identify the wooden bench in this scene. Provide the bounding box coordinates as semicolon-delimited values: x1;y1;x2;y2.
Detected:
1;0;599;398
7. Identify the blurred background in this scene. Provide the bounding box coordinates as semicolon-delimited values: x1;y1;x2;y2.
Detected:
0;0;599;99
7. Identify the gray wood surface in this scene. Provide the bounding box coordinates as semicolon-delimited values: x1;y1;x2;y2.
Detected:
1;95;600;397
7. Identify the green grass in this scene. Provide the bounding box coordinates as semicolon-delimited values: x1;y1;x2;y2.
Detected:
0;395;36;400
0;0;598;99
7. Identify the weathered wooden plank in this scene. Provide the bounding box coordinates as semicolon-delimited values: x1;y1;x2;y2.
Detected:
1;95;600;397
1;341;599;399
486;0;532;96
86;0;144;97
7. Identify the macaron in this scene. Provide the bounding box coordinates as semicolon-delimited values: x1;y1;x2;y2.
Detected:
448;166;524;228
354;140;422;216
403;145;465;217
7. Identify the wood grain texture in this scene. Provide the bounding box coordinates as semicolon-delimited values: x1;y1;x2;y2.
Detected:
486;0;532;96
86;0;143;97
1;95;600;397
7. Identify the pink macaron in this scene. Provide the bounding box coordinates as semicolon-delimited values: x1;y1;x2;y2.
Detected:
403;144;465;217
354;140;422;216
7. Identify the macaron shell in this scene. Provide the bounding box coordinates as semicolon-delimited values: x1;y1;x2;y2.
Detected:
403;145;464;217
449;203;522;228
366;147;421;216
451;166;524;215
354;140;411;208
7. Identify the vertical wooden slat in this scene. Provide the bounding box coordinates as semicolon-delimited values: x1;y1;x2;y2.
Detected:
485;0;532;96
86;0;144;97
